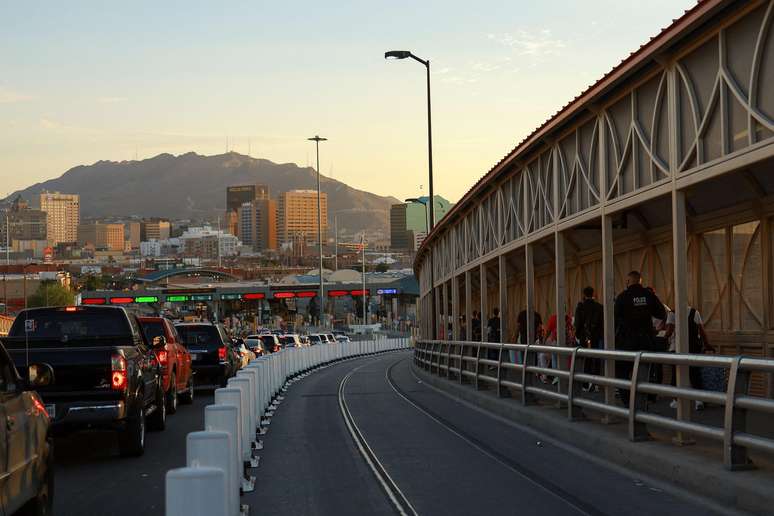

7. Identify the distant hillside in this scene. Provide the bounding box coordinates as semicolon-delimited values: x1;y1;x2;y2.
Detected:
6;152;398;232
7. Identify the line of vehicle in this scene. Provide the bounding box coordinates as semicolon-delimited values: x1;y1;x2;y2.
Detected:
385;356;604;516
338;361;420;516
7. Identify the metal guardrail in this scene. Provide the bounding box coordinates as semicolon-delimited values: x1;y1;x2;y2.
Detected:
414;339;774;470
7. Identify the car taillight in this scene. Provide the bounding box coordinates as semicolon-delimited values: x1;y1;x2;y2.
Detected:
156;350;168;367
218;346;227;361
32;395;49;419
111;353;128;392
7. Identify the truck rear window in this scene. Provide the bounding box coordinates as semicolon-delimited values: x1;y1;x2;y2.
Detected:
7;308;131;345
176;325;222;350
140;321;165;342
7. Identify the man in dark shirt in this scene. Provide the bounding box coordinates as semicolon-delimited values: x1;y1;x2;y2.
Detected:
574;286;604;389
517;309;542;344
486;308;502;367
614;271;667;406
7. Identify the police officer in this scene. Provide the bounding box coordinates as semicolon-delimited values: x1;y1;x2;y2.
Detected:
614;270;666;406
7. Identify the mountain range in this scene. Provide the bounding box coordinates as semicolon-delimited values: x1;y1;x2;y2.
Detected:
5;152;399;232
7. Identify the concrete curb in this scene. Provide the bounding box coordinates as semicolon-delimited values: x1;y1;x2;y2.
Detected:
413;363;774;516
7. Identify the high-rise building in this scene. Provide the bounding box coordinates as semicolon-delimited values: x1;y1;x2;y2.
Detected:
238;198;278;251
225;184;269;235
40;191;80;245
125;221;141;249
141;219;171;241
78;222;125;251
390;196;452;250
278;190;328;246
0;195;47;243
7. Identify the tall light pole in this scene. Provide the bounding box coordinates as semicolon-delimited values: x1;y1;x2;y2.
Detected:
308;135;327;328
386;49;436;338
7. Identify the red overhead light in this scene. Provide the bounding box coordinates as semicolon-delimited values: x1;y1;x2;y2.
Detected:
350;289;370;296
82;298;106;305
328;290;348;297
273;292;295;299
243;293;265;300
110;297;134;304
296;291;316;298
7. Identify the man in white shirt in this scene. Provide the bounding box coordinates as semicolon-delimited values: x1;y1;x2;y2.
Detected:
663;306;713;410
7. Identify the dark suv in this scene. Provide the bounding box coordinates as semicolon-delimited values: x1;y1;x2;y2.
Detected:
5;306;167;457
0;340;54;514
175;322;239;387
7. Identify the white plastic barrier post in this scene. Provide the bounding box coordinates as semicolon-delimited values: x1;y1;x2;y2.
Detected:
166;466;228;516
236;369;259;433
214;388;248;463
227;377;255;460
204;404;240;512
245;362;265;422
187;431;238;516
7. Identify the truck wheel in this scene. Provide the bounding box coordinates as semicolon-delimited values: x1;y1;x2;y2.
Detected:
179;375;194;405
118;404;145;457
166;372;178;415
148;385;167;431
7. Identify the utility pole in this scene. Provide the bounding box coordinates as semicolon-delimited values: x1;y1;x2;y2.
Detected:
308;135;327;328
361;235;367;325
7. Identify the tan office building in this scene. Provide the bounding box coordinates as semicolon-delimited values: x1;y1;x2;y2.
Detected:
278;190;327;245
78;223;125;251
141;219;171;241
40;192;80;245
238;199;278;251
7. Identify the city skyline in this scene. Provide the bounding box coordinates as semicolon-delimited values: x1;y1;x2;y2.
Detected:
0;0;694;203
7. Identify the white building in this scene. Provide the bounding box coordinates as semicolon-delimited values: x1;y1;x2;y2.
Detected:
179;226;240;258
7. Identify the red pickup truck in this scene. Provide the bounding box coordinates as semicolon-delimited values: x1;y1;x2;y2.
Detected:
138;317;194;413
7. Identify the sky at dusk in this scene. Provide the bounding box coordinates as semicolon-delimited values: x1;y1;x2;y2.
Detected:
0;0;696;203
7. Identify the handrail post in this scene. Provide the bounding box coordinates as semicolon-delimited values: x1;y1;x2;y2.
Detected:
522;342;536;405
497;342;507;397
446;340;452;379
627;352;651;442
723;357;754;470
475;343;484;390
459;342;468;384
567;347;585;421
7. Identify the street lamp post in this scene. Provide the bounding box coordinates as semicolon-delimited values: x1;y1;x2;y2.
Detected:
386;50;437;339
308;135;327;328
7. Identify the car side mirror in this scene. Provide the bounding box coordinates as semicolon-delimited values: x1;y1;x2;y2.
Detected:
28;363;54;388
152;335;167;348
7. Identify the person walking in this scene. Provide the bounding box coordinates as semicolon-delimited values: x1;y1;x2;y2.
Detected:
574;287;604;392
486;308;502;370
665;305;714;410
614;271;666;407
471;310;482;341
517;309;542;364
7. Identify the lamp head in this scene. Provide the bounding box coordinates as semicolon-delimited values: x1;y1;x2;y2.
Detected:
385;50;411;60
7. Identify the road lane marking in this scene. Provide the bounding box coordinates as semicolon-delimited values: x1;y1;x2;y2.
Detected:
338;362;419;516
386;357;598;516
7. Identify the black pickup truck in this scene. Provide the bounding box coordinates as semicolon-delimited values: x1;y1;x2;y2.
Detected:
3;305;167;457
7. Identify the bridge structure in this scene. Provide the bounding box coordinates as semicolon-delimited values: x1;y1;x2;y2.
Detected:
415;0;774;400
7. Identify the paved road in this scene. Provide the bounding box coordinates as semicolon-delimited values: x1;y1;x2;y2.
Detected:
249;351;726;516
53;391;212;516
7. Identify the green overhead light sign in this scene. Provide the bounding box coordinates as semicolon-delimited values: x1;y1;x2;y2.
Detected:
134;296;159;303
191;294;213;301
166;295;189;302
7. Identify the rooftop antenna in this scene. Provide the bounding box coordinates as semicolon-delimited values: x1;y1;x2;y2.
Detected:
329;163;333;180
248;138;251;157
134;144;138;161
